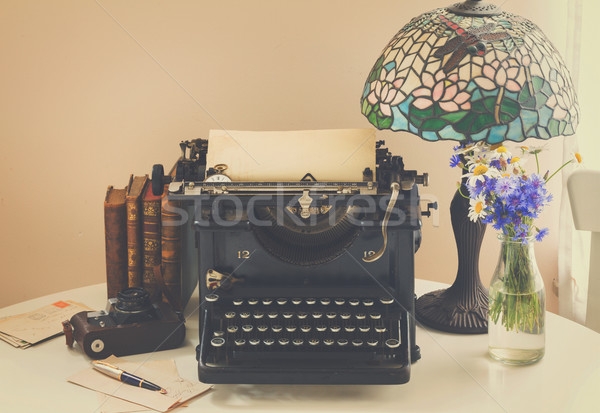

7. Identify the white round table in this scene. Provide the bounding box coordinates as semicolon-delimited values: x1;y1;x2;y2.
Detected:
0;280;598;412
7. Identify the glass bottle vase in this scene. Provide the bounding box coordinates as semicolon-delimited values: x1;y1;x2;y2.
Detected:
488;235;545;365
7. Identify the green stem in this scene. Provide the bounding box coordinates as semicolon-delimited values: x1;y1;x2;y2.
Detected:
535;152;540;175
545;160;573;183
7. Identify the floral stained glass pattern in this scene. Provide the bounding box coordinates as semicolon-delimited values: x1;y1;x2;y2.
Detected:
361;8;579;143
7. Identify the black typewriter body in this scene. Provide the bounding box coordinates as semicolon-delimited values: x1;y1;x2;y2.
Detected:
159;137;429;385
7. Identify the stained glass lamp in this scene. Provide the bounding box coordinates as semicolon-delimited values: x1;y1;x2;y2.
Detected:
360;0;579;333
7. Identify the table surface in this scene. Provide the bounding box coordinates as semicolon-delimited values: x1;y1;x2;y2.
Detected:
0;280;598;413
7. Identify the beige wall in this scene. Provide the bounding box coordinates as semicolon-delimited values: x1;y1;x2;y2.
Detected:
0;0;585;311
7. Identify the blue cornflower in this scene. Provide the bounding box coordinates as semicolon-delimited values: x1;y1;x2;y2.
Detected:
449;154;461;168
495;176;518;199
490;159;502;169
535;228;549;242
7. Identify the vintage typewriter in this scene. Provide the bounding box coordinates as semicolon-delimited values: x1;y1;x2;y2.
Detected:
152;129;436;385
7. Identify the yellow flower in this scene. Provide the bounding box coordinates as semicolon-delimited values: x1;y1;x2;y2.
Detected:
496;146;508;153
474;201;484;214
509;157;520;164
575;152;582;163
473;164;488;175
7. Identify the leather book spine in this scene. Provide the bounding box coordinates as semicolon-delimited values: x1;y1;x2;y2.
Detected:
126;176;148;288
161;188;182;307
104;186;128;299
142;185;162;301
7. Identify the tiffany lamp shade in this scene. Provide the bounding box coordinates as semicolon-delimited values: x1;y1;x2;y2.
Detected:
360;0;579;333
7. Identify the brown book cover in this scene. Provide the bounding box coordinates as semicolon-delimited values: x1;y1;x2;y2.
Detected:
104;185;128;299
142;182;162;301
161;185;182;308
126;175;149;288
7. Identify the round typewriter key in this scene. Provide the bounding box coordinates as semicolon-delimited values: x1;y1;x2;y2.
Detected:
240;312;250;319
367;339;379;347
330;325;341;333
234;338;246;346
268;311;278;319
349;299;360;306
337;339;349;346
380;297;394;305
205;294;219;302
227;325;239;333
282;311;293;319
263;338;275;346
276;298;288;305
292;338;304;346
326;311;337;319
272;325;283;333
359;325;370;333
324;338;335;346
375;326;387;333
285;325;297;332
316;325;327;332
385;339;400;349
278;338;290;346
309;338;320;346
253;311;264;319
356;313;366;320
344;325;356;333
297;311;308;319
233;298;244;306
334;298;345;306
363;299;374;307
305;298;316;305
242;324;253;333
300;325;311;333
292;298;302;305
248;298;258;305
213;330;225;337
312;311;323;319
341;312;351;320
352;339;363;347
249;338;260;346
257;325;268;332
225;311;236;319
262;298;273;305
320;298;331;305
370;312;381;320
211;337;225;347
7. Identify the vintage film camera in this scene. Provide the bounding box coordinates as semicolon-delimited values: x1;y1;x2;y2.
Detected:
65;287;185;359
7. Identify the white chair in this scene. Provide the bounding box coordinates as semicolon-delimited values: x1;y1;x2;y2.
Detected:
567;169;600;332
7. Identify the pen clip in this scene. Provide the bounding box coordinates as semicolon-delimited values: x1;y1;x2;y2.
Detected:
92;360;119;370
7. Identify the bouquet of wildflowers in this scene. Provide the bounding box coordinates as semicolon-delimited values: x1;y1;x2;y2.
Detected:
451;143;581;332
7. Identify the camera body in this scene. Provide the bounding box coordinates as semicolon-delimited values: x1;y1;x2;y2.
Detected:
69;288;185;359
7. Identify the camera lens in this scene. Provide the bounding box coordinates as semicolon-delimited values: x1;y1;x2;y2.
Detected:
116;288;151;312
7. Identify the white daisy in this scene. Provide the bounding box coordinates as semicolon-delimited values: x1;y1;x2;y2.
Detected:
468;195;488;222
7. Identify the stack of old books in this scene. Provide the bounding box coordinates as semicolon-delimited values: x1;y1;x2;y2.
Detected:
104;175;182;308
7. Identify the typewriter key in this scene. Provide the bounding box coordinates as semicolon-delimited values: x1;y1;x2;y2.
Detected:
205;294;219;302
285;325;297;332
262;298;273;305
375;326;387;333
227;325;239;333
292;338;304;346
324;338;334;346
330;325;341;333
316;325;327;332
385;339;400;349
248;298;258;305
344;325;356;333
320;298;331;305
211;337;225;347
367;339;379;347
263;338;275;346
257;325;268;332
253;311;264;319
282;311;294;319
356;313;366;320
380;297;394;305
370;312;381;320
305;298;316;305
249;338;260;346
337;339;349;346
312;311;323;319
349;299;360;306
359;325;370;333
363;299;374;307
326;312;337;319
213;330;225;337
300;325;311;333
242;324;253;333
278;338;290;346
272;325;283;333
225;311;236;319
297;311;308;319
234;339;246;346
292;298;302;305
352;339;363;347
276;298;288;305
309;338;320;346
240;312;251;319
340;312;351;320
233;298;244;306
267;311;278;319
334;298;345;306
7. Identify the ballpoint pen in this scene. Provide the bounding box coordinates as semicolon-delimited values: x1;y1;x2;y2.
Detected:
91;360;167;394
